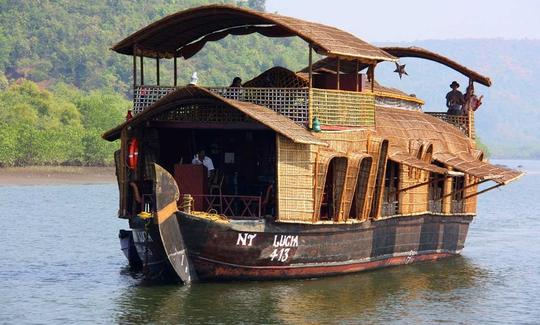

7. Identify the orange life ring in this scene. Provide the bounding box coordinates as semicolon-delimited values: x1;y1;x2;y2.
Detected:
127;138;139;170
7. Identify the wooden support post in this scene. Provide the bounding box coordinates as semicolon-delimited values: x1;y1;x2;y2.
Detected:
371;64;375;92
132;49;137;90
156;56;160;86
140;56;144;85
355;60;359;92
173;56;178;87
336;57;340;90
308;44;313;129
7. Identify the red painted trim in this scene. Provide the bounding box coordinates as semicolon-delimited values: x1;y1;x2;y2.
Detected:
193;252;455;280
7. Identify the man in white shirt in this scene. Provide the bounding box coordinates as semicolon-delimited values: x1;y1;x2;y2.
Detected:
192;150;214;177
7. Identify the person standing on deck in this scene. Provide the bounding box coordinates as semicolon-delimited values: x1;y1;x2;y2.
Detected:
192;150;215;178
446;81;465;115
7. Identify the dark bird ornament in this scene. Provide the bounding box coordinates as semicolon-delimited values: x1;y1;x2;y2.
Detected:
394;62;408;79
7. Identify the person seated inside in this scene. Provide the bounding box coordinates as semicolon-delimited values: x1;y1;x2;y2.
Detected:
192;150;214;178
446;81;465;115
230;77;242;87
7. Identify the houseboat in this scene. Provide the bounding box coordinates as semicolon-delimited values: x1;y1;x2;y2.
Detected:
104;5;523;283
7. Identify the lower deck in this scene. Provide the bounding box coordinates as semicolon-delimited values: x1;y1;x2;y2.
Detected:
130;212;472;281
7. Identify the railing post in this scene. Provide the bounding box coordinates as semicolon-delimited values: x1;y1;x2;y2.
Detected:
140;55;144;85
173;55;177;87
308;44;313;129
156;56;160;86
132;45;137;90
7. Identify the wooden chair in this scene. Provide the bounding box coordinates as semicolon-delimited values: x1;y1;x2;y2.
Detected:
209;170;224;212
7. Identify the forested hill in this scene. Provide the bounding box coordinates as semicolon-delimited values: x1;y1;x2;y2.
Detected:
0;1;538;166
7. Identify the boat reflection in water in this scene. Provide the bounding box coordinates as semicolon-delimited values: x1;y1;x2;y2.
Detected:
114;256;487;324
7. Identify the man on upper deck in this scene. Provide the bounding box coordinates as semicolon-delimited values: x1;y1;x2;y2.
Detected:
446;81;465;115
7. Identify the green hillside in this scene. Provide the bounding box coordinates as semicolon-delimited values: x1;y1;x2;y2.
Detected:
0;0;538;166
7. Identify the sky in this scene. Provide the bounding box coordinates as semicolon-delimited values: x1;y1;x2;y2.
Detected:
266;0;540;42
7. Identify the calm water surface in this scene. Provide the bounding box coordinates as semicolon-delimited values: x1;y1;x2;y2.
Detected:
1;160;539;324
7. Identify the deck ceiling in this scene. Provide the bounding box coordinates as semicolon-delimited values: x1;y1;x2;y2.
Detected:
112;4;396;62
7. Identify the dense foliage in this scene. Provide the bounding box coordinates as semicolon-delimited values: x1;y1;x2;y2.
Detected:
0;0;538;164
0;0;309;166
0;80;129;166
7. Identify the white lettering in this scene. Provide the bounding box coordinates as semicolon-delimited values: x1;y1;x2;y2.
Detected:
270;248;291;262
272;235;299;247
247;234;257;246
236;233;257;246
236;233;248;246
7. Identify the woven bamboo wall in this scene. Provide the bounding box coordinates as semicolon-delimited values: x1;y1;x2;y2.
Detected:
276;135;317;222
313;150;339;221
463;175;479;214
311;89;375;127
336;153;363;221
398;141;433;215
353;157;373;219
332;157;349;222
365;137;388;220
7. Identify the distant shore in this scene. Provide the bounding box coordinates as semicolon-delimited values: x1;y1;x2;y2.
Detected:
0;166;116;186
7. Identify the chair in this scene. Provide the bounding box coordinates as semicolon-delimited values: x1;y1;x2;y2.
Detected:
209;170;224;212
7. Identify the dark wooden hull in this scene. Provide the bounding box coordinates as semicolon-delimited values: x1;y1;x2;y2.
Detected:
174;213;472;281
130;213;471;281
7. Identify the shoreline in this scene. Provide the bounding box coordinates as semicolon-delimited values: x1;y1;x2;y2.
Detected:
0;166;116;186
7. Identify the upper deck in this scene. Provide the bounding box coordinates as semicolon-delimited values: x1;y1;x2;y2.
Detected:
112;4;487;140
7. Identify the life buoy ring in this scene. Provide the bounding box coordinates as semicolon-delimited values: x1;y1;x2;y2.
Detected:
127;138;139;170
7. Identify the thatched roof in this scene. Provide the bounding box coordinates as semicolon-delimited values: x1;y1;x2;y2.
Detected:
382;47;492;87
389;152;448;174
102;86;328;147
433;152;522;185
111;5;396;62
375;106;522;184
300;46;492;87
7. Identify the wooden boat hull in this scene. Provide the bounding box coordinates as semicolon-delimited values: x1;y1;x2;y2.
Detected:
135;213;471;281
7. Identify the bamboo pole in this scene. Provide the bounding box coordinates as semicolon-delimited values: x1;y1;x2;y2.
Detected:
308;44;313;129
355;60;359;92
371;64;375;92
140;56;144;85
156;56;160;86
440;178;490;199
173;56;178;87
132;48;137;89
336;57;340;90
463;183;503;199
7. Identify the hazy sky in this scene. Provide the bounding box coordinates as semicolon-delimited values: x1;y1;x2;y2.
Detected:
266;0;540;42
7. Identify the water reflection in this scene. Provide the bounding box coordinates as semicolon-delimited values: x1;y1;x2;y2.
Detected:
114;256;488;324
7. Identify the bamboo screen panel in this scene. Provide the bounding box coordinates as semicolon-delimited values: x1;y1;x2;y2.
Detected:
155;103;248;123
399;165;430;215
425;112;472;139
336;153;367;221
312;150;338;222
363;137;388;220
353;157;373;219
311;89;375;127
208;87;309;124
463;174;479;214
133;86;176;114
332;157;349;222
276;136;316;222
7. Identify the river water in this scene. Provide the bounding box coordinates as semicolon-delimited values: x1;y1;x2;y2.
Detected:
1;160;539;324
